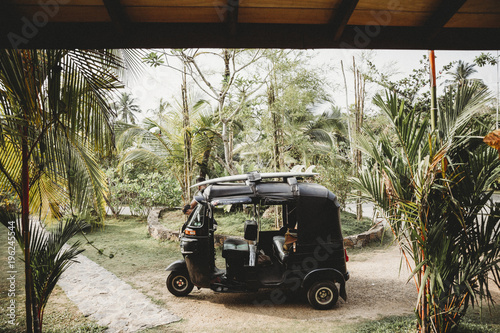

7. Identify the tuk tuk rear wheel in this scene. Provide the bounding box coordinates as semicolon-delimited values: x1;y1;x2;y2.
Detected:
306;281;338;310
167;271;194;297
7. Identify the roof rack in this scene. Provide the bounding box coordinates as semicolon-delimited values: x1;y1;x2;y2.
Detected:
191;170;318;188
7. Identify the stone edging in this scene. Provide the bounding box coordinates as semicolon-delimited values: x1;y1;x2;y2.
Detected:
147;207;385;249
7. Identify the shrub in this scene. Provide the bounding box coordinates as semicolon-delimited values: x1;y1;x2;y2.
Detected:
107;171;181;216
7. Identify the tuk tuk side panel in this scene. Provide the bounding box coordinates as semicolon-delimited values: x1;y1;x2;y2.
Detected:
292;196;347;275
296;197;343;245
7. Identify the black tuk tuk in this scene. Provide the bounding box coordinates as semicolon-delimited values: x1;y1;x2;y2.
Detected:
165;171;349;309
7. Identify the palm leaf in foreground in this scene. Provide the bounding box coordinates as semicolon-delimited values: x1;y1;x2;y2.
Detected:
30;217;87;331
354;85;500;332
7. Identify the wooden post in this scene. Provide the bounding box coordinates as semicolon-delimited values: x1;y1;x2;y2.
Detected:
429;50;437;132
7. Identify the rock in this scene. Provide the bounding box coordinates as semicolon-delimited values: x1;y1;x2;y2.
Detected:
344;237;355;248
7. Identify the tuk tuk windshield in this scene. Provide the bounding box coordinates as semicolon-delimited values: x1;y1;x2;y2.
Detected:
187;204;204;228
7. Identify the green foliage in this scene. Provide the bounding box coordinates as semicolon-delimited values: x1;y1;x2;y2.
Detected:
0;191;19;213
366;55;454;114
30;218;87;329
315;161;351;210
353;84;500;332
0;213;88;332
353;315;417;333
474;52;499;67
107;170;181;216
0;50;121;221
351;315;500;333
111;92;142;124
339;212;373;236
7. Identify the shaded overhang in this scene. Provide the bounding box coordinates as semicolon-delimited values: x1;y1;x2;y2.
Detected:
1;0;499;50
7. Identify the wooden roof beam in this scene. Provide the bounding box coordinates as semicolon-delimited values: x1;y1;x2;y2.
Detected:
0;1;30;48
102;0;129;33
225;0;240;36
0;1;22;31
329;0;360;41
425;0;468;38
1;23;499;50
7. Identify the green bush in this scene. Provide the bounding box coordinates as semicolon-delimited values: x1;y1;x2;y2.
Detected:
107;171;181;216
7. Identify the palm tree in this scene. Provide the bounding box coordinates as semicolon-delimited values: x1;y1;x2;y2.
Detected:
0;49;122;332
112;92;141;124
445;60;482;86
352;83;500;332
116;91;216;205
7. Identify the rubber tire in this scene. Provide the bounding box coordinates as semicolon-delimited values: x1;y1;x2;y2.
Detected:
166;271;194;297
306;280;339;310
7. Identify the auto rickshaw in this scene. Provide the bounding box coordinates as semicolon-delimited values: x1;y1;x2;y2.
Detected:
165;171;349;309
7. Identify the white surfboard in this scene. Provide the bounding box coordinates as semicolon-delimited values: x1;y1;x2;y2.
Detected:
192;171;318;188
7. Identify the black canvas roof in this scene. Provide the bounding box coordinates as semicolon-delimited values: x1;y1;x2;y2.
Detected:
203;181;340;208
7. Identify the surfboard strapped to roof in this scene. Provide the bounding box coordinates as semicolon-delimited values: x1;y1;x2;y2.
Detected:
191;169;318;188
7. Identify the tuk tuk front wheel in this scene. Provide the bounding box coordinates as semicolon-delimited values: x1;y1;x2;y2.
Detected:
167;271;194;297
306;281;338;310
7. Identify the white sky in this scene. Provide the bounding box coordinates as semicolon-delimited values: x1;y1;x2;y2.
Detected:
124;49;499;119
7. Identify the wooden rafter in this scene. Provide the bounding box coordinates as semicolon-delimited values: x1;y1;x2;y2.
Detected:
102;0;129;33
225;0;240;36
0;1;22;31
329;0;359;41
424;0;468;38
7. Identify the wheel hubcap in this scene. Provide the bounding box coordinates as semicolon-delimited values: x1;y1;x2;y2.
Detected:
315;287;333;305
173;276;188;292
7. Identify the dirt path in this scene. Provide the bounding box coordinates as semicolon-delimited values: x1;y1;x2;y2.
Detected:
131;245;423;332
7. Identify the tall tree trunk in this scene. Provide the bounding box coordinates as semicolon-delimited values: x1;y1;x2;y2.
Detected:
353;58;365;221
341;60;354;160
268;81;284;172
220;50;237;175
221;120;237;175
267;79;284;228
22;125;34;333
199;148;211;179
182;64;192;203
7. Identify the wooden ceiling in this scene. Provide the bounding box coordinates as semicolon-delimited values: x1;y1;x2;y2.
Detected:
1;0;499;49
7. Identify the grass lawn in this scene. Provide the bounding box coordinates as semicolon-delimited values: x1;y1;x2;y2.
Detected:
2;216;497;333
72;216;182;285
0;225;106;333
343;312;500;333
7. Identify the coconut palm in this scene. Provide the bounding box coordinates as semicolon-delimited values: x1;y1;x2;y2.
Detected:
0;49;122;332
112;92;141;124
445;60;483;87
116;92;216;204
352;82;500;332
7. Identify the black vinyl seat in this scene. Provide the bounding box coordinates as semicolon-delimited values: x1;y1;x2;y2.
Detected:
222;238;249;259
272;236;288;263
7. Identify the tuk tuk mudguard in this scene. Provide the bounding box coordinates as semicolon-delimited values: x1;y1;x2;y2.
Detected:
165;259;188;273
301;268;347;301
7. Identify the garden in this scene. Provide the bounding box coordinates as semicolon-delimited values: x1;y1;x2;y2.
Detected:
1;49;500;333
